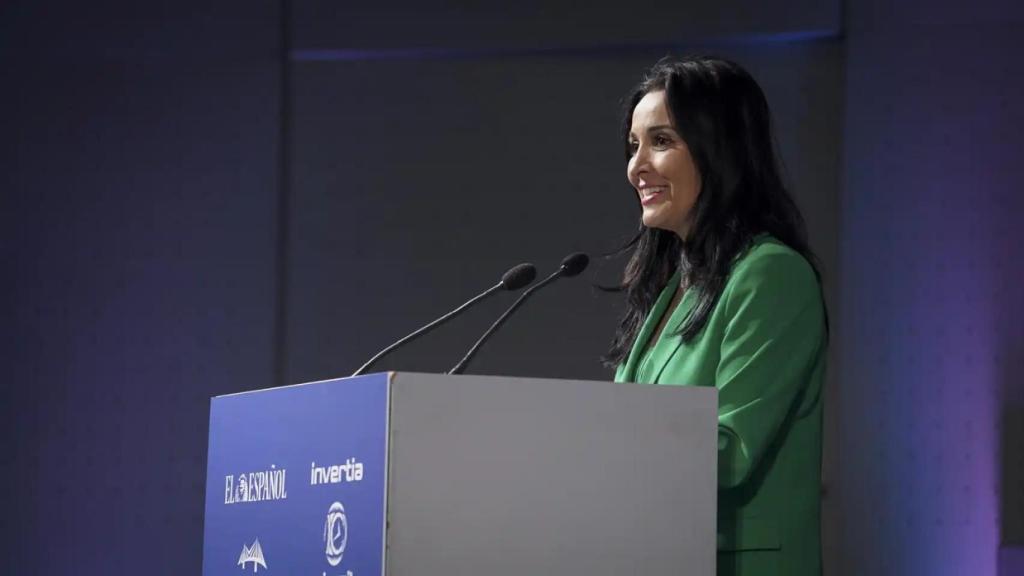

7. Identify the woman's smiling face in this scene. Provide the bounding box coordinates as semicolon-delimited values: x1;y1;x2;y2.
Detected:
626;90;702;238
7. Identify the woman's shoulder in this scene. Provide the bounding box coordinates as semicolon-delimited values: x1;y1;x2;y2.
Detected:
726;235;821;302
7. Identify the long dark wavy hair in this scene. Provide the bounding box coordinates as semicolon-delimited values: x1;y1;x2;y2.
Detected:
604;55;826;367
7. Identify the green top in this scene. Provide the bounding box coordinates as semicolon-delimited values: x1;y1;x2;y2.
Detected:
615;235;826;576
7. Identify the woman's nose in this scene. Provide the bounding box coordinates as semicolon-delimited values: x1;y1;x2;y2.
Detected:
629;147;649;183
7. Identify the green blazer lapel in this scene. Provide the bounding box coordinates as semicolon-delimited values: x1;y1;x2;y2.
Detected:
617;269;682;382
647;307;688;383
645;294;691;384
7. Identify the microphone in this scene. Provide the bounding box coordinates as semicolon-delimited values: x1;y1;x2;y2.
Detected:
351;263;537;377
448;252;589;375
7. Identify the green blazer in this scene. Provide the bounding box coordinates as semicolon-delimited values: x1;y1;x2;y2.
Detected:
615;236;826;576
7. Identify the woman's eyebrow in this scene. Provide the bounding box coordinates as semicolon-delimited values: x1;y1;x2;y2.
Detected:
646;124;675;133
629;124;676;138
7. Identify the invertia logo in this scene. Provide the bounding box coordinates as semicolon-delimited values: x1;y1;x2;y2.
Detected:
238;538;268;573
224;465;288;504
310;458;364;485
323;501;348;567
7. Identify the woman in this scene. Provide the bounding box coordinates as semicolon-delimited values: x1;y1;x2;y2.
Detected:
608;56;828;576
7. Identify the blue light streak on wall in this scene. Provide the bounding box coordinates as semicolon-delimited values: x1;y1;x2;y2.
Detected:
290;29;839;62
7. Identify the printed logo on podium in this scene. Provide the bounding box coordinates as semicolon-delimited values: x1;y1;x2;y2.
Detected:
324;501;348;567
310;457;364;485
238;538;268;573
225;465;288;505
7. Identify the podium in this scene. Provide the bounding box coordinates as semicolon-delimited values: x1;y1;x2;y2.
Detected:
202;372;717;576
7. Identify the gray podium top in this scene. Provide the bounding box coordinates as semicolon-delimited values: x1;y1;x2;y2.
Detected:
385;372;717;576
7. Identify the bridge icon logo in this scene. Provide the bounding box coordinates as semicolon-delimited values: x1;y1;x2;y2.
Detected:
238;538;268;573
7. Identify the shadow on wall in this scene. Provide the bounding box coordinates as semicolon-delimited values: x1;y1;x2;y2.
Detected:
997;156;1024;573
1001;327;1024;575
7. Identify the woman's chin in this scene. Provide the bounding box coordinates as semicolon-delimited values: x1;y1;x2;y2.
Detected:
641;212;670;231
641;217;687;238
640;211;661;229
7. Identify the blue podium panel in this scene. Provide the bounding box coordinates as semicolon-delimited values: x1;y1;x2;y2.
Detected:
203;373;389;576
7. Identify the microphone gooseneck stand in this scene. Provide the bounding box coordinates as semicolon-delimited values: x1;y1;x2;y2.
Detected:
351;262;536;377
448;253;588;375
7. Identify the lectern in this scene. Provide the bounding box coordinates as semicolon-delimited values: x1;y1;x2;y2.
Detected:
202;372;717;575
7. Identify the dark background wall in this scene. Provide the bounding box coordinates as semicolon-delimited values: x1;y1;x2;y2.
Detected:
1;1;282;572
839;2;1024;574
284;47;841;385
2;1;1022;575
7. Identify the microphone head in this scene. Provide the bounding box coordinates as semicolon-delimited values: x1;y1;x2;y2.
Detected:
559;252;590;277
500;263;537;290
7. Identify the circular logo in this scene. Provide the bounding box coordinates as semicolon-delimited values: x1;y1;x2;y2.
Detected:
324;501;348;567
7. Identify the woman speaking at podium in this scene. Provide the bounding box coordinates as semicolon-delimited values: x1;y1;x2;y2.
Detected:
608;56;828;576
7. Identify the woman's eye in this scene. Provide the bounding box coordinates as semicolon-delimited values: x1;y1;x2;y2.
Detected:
628;141;639;155
654;134;673;147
